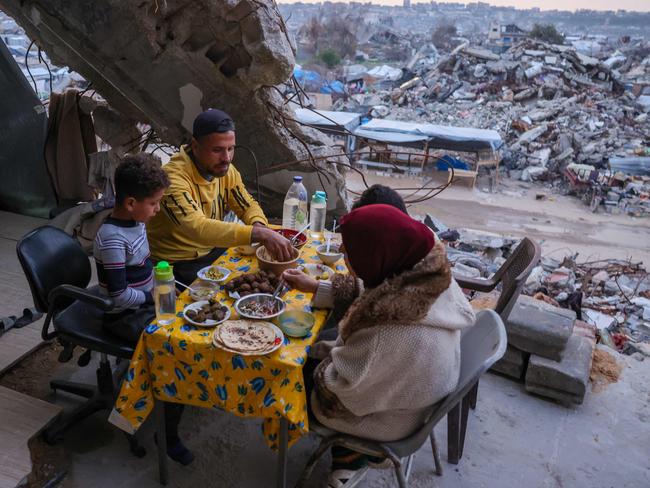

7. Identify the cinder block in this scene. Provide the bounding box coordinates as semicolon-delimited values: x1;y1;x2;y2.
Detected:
490;345;528;380
507;295;576;361
525;334;594;405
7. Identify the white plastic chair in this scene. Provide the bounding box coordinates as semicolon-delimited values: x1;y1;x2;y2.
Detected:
296;309;507;488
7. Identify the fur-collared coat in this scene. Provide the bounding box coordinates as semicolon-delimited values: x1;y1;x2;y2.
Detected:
310;241;476;441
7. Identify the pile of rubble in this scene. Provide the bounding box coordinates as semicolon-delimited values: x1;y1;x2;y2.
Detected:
336;38;650;214
524;255;650;355
422;218;649;404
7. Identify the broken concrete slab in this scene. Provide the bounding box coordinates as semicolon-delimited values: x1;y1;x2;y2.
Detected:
491;345;528;380
0;0;348;217
525;334;594;405
506;295;576;361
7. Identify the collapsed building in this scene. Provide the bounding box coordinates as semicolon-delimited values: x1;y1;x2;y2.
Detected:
0;0;349;220
335;38;650;216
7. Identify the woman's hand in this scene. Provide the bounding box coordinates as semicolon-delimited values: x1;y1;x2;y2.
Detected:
282;269;319;293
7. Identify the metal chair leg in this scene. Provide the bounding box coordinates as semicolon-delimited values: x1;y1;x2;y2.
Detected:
393;458;408;488
468;381;478;410
295;437;337;488
404;454;414;481
447;403;461;465
459;395;471;459
429;431;443;476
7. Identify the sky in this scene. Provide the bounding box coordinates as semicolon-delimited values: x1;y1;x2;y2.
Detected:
277;0;650;13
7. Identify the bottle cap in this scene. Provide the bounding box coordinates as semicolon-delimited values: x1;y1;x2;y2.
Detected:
293;176;303;182
312;191;326;204
154;261;174;281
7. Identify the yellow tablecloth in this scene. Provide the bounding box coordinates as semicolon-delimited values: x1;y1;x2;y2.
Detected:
110;238;345;449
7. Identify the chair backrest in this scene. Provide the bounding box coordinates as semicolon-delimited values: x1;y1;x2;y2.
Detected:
388;310;507;456
493;237;541;321
16;226;91;313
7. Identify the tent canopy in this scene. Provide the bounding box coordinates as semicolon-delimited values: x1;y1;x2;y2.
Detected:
353;118;503;152
294;108;362;132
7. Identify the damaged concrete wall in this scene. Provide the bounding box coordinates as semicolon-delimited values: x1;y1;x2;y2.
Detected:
0;0;348;216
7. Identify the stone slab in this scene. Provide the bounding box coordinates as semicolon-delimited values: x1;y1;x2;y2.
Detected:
525;334;594;405
506;295;576;361
490;344;528;380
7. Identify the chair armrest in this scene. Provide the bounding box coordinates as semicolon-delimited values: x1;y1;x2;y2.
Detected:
454;275;497;293
42;285;114;341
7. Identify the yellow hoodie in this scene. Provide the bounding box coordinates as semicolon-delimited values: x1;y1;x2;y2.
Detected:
147;145;268;262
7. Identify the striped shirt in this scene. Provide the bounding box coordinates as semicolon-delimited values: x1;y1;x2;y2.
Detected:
94;217;153;314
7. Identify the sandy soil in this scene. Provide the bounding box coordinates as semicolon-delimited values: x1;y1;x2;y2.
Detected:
347;171;650;267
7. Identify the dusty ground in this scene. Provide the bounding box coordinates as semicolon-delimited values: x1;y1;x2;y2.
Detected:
347;172;650;267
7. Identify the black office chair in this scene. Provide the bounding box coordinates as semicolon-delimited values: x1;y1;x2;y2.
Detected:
17;225;143;455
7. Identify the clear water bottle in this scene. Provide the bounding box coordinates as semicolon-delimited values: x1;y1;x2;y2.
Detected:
309;191;327;238
282;176;308;230
154;261;176;326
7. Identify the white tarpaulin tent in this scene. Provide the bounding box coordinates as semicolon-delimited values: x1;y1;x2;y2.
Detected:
366;65;402;81
353;118;503;152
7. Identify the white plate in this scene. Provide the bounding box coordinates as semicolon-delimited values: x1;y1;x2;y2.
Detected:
183;300;231;327
298;263;334;281
197;265;231;283
212;322;284;356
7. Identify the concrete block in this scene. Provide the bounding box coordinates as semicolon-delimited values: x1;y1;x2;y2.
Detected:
506;295;576;361
490;345;528;380
525;335;594;405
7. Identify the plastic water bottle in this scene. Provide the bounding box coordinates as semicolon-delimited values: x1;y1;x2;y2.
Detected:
282;176;308;230
309;191;327;238
153;261;176;326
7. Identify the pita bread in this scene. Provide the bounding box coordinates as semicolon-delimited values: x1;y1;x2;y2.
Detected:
214;320;278;354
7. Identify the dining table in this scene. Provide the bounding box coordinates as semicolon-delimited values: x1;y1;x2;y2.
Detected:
109;235;345;487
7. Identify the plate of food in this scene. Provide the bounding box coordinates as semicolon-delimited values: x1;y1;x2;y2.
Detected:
197;265;231;283
224;271;280;299
183;300;231;327
188;284;218;301
212;320;284;356
298;263;334;281
234;293;286;320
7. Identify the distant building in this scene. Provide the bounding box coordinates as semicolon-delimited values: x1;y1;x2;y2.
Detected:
403;0;411;8
487;22;527;53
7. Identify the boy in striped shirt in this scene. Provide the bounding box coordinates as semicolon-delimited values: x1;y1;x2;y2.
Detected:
94;153;193;465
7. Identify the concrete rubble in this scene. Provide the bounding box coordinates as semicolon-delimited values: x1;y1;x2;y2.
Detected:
420;216;649;405
332;37;650;215
0;0;350;217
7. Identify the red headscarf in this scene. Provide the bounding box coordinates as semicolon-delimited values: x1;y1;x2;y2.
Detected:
339;204;435;288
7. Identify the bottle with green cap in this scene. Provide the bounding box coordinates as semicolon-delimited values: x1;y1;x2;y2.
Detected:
309;191;327;238
154;261;176;325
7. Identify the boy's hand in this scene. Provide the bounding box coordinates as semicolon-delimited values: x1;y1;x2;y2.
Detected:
282;269;319;293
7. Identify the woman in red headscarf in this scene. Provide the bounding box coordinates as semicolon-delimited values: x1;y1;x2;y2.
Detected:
283;204;475;486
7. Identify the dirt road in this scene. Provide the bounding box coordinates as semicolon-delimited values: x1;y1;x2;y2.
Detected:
347;172;650;266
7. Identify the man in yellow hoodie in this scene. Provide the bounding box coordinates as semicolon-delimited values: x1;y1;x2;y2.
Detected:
147;109;293;285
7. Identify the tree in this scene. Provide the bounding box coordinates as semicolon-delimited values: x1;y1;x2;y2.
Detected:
317;49;341;69
529;24;564;45
431;23;457;50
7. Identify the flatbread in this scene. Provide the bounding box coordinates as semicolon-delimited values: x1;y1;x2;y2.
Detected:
214;320;278;353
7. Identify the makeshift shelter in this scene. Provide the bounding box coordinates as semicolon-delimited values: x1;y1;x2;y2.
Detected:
353;118;504;185
293;108;362;154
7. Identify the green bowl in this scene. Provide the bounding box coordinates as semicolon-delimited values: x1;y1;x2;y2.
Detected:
275;310;315;338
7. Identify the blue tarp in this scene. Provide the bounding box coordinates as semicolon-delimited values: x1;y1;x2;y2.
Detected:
320;80;345;94
293;67;322;85
436;155;471;172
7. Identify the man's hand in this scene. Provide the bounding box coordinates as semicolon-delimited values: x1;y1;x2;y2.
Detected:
251;226;294;262
282;269;319;293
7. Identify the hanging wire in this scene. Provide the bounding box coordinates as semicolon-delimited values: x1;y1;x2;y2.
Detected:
24;40;38;94
37;47;53;94
259;74;455;205
236;144;262;205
